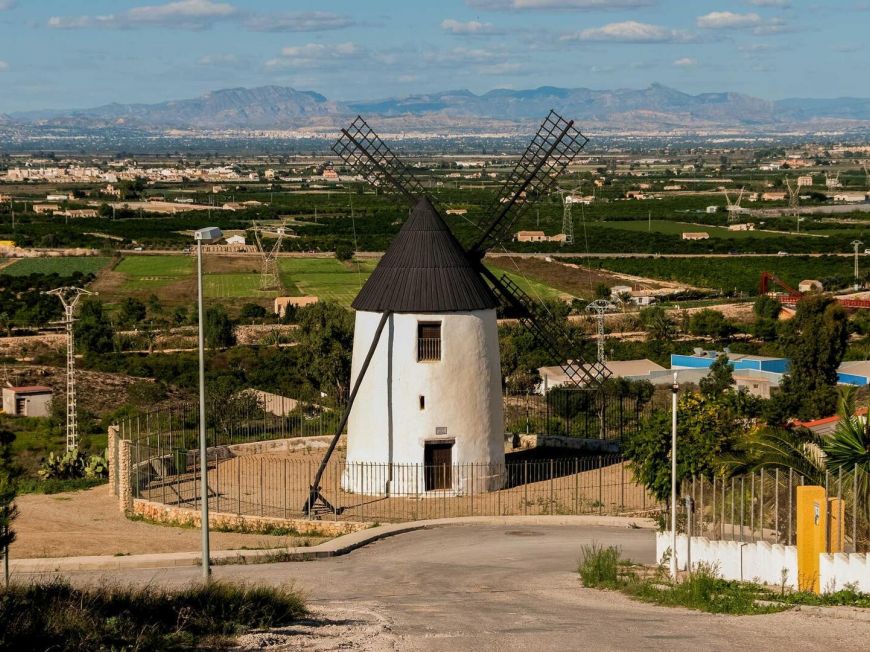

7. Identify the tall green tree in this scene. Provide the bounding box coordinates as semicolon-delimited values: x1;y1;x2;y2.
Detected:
623;392;743;504
639;305;676;342
117;297;147;327
699;354;734;397
204;305;236;349
295;302;354;402
688;309;735;339
777;295;848;420
75;299;115;355
753;295;782;342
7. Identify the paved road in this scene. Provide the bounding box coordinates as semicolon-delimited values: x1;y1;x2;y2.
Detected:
56;524;870;651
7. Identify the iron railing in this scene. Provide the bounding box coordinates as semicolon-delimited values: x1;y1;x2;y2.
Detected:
672;469;870;553
417;337;441;361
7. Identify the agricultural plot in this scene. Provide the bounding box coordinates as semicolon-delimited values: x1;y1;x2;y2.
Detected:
598;220;803;240
278;257;377;307
484;262;574;302
592;255;858;295
204;273;281;299
1;256;112;277
114;255;194;292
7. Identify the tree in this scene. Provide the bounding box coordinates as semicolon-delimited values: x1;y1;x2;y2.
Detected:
204;305;236;349
777;295;848;420
0;422;19;568
688;309;735;339
335;243;354;262
753;295;782;342
594;283;611;299
295;302;354;401
75;299;115;355
822;387;870;477
117;297;147;327
623;392;743;504
172;305;188;326
639;305;676;341
239;303;267;322
0;312;11;337
699;354;734;397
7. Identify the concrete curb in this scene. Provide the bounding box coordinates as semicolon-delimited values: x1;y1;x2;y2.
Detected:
11;514;656;573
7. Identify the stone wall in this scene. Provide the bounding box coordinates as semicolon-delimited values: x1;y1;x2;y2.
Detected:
131;499;368;537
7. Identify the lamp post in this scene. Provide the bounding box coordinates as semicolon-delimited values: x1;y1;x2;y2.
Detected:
193;226;222;582
671;371;679;580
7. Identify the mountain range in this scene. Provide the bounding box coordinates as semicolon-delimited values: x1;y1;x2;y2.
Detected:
7;84;870;133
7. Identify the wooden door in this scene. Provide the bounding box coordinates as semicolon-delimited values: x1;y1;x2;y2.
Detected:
424;441;453;491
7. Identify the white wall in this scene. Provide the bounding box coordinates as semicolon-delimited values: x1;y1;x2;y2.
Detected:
657;532;798;589
344;309;504;495
820;553;870;593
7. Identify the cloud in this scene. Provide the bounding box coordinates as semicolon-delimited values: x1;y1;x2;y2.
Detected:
0;61;8;72
747;0;790;6
48;0;238;30
197;53;240;65
466;0;654;9
0;1;16;10
673;57;697;66
563;21;691;43
266;42;361;69
245;11;353;33
696;11;761;29
440;19;500;35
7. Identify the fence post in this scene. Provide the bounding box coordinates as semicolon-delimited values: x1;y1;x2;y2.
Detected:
574;458;579;514
788;469;793;545
549;459;554;515
523;460;528;515
118;439;132;513
620;462;625;511
597;456;603;515
471;463;475;516
107;424;120;497
774;468;780;543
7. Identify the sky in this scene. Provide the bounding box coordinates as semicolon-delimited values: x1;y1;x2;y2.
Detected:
0;0;868;113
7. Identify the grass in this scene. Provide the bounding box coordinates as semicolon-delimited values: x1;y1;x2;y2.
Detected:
17;477;107;495
278;257;377;307
0;256;112;276
578;544;870;615
0;578;306;650
115;255;195;292
204;273;281;299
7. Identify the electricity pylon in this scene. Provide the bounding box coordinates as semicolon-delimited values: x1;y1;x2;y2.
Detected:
785;177;800;231
852;240;864;283
585;299;617;367
45;286;94;451
252;221;287;290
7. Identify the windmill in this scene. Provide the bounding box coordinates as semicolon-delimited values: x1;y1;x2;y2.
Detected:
251;221;287;290
303;111;604;515
723;187;746;223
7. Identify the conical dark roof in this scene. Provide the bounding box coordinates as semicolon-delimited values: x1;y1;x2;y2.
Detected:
352;197;498;313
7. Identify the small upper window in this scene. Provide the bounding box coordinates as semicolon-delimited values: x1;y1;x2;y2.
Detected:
417;322;441;362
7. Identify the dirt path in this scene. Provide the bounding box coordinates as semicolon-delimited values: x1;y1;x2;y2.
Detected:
13;485;326;559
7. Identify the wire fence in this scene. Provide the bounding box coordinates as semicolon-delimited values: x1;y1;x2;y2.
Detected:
674;469;870;553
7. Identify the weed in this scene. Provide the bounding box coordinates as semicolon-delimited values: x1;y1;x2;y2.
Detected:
578;542;621;588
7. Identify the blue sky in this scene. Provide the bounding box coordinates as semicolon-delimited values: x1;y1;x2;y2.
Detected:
0;0;867;112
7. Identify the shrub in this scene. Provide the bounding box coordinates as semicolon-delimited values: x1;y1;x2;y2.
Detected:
0;578;306;650
578;543;621;588
38;449;108;481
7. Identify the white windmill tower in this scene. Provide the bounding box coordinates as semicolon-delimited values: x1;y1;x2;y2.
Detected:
723;187;746;223
303;113;604;513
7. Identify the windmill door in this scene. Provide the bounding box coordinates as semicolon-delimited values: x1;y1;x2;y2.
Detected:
424;441;453;491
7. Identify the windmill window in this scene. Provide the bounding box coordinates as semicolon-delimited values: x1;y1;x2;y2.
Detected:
417;322;441;361
419;395;425;410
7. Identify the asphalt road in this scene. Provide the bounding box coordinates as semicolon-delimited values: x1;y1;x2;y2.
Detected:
55;524;870;651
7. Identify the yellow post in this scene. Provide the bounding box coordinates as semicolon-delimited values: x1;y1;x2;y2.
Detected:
796;486;826;593
828;498;845;554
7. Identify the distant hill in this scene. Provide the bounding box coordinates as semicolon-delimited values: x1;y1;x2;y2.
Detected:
8;83;870;132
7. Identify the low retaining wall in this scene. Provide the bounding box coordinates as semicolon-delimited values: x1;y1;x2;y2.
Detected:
820;552;870;593
517;434;620;454
657;532;798;589
131;498;369;538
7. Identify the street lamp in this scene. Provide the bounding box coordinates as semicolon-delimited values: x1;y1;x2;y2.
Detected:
193;226;222;581
671;372;679;580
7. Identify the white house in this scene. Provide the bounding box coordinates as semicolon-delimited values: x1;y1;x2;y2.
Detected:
225;234;246;245
344;198;504;495
2;385;53;417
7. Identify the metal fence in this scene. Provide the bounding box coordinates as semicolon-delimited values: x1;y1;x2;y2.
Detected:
675;469;870;553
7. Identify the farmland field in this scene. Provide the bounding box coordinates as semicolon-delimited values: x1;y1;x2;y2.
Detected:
1;256;112;277
589;255;858;295
484;262;574;302
204;273;281;299
279;257;377;306
114;255;195;292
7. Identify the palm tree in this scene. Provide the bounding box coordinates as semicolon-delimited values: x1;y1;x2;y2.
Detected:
822;386;870;476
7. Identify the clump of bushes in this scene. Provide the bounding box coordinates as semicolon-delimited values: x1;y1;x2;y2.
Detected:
38;449;108;481
0;578;307;650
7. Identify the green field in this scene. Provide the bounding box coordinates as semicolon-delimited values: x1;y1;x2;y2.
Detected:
204;273;281;299
484;264;573;302
1;256;112;276
598;220;807;240
279;258;377;306
115;255;194;292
